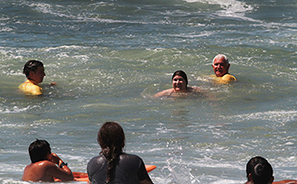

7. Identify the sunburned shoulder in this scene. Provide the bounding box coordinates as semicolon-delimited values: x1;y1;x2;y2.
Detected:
22;161;57;182
25;160;57;170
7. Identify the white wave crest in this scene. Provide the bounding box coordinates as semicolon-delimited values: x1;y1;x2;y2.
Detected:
184;0;260;22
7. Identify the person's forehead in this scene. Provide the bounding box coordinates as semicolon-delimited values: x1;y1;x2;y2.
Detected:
214;57;227;64
173;75;184;79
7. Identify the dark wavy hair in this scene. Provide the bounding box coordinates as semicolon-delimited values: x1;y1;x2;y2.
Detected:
28;139;51;163
97;122;125;183
246;156;273;184
23;60;43;77
172;70;188;86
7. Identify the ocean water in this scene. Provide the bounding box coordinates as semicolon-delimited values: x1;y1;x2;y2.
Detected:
1;0;297;183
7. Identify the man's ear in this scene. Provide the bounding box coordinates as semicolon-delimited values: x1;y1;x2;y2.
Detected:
269;176;274;183
248;173;253;182
45;152;52;161
29;70;35;78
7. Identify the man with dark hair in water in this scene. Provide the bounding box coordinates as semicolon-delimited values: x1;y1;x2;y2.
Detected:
22;139;73;182
245;156;297;184
19;60;56;95
245;156;274;184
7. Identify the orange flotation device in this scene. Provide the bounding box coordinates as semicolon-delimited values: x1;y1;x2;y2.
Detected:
273;180;297;184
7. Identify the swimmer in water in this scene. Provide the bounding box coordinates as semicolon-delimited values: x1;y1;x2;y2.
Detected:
154;70;202;98
245;156;274;184
87;122;153;184
22;139;73;182
211;54;236;84
245;156;297;184
19;60;56;95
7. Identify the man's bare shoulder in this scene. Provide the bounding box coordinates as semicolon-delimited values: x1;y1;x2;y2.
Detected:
22;161;57;182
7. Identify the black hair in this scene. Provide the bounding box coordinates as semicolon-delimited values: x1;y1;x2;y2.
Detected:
246;156;273;184
28;139;51;163
23;60;43;78
172;70;188;86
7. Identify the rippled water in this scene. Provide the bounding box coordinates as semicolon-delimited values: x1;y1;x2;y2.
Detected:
1;0;297;183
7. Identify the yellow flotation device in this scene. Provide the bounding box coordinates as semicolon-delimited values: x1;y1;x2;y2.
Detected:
19;79;43;95
212;74;236;84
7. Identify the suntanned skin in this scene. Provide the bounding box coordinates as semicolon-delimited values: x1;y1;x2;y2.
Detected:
30;65;46;85
22;152;73;182
154;75;201;98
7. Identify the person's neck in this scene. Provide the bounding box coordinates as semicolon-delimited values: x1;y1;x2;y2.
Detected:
174;88;188;93
28;78;38;85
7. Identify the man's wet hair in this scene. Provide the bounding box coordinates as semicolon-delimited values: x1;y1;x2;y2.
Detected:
23;60;43;77
28;139;51;163
246;156;273;184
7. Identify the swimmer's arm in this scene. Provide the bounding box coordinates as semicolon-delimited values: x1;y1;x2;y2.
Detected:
50;82;57;86
46;162;73;181
153;91;165;98
191;86;202;93
49;153;73;181
153;89;173;98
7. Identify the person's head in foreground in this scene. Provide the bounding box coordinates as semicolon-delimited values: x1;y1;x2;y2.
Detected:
97;122;125;183
212;54;230;77
171;70;188;92
98;121;126;159
246;156;274;184
29;139;51;163
88;121;153;184
23;60;45;85
22;139;73;182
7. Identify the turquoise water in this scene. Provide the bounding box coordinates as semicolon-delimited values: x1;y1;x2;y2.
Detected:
1;0;297;183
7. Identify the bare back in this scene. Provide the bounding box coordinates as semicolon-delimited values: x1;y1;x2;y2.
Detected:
22;160;73;182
